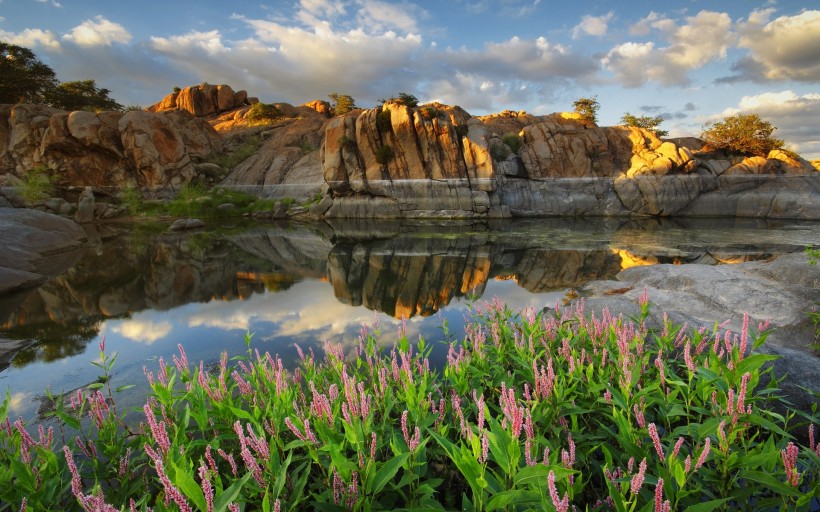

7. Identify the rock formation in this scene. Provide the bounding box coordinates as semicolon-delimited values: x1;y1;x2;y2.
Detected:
148;83;251;117
0;103;222;194
1;84;819;220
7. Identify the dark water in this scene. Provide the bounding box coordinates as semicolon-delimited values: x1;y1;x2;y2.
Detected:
1;217;819;422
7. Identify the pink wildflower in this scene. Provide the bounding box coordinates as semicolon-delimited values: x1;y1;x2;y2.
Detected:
630;457;647;494
695;437;711;470
648;423;665;461
781;442;800;487
547;470;569;512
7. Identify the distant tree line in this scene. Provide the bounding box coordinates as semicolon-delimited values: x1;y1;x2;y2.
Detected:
0;41;123;111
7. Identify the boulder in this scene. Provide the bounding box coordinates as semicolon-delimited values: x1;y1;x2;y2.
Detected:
169;218;206;231
75;186;95;223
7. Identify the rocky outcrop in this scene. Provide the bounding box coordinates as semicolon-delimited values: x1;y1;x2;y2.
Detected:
0;104;223;194
148;83;251;117
321;102;819;219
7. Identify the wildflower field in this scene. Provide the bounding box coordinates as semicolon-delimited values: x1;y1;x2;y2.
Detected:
1;297;818;511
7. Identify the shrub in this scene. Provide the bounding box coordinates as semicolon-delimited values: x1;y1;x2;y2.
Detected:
573;96;600;125
245;103;283;124
123;104;144;112
375;144;394;165
621;112;669;138
502;133;523;154
701;113;785;157
173;86;181;93
421;107;441;120
490;142;509;161
0;300;817;510
17;166;54;205
455;124;469;138
376;109;392;133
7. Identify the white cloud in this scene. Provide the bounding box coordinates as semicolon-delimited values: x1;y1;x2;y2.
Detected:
355;0;424;34
572;12;614;39
63;16;132;47
604;10;733;87
713;91;820;160
0;28;61;49
629;11;675;36
112;318;173;344
733;9;820;82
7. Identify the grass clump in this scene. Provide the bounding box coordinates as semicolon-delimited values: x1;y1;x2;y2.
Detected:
502;133;523;154
17;166;54;205
0;298;818;510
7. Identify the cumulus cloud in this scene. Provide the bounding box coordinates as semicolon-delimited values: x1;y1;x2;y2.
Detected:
604;10;734;87
63;16;132;47
713;91;820;159
725;9;820;82
628;11;675;36
0;27;61;49
572;12;614;39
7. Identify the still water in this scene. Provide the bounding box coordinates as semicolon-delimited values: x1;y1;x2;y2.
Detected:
1;217;819;422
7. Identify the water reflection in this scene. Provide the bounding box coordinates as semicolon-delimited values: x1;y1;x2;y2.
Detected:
1;217;818;373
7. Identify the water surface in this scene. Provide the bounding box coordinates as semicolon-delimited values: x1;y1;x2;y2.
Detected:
1;217;818;421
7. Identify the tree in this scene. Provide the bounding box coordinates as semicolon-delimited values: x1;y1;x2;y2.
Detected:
48;80;123;111
0;41;58;104
621;112;669;138
572;96;600;125
701;113;784;157
328;93;356;116
395;92;419;108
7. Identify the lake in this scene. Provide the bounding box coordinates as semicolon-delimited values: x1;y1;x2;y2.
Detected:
2;216;819;422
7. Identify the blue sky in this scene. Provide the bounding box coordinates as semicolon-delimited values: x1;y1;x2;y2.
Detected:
1;0;818;158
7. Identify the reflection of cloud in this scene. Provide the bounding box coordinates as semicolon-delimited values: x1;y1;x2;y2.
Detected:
111;319;173;344
186;280;395;341
7;392;32;414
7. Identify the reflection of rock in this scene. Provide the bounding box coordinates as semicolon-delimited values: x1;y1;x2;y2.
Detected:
0;223;333;366
512;250;623;291
328;237;491;319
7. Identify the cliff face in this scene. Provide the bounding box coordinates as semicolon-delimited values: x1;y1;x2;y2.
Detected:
320;104;819;219
1;87;818;219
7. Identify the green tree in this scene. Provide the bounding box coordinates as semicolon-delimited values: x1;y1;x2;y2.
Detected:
328;93;356;116
48;79;123;111
572;96;600;125
0;41;58;104
621;112;669;137
395;92;419;108
701;113;784;157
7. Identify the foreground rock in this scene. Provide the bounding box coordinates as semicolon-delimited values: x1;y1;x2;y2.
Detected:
0;209;87;371
575;252;819;413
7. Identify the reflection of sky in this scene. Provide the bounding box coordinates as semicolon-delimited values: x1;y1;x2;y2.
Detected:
0;276;564;421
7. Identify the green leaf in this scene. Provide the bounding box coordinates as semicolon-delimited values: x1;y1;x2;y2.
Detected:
739;470;803;497
169;458;206;511
213;472;252;512
115;384;136;392
486;489;542;510
682;497;733;512
372;453;410;494
514;465;573;487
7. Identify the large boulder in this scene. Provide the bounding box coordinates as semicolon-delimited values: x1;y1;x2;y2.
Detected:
148;83;250;117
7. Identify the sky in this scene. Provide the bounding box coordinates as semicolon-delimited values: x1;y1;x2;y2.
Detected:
1;0;819;159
